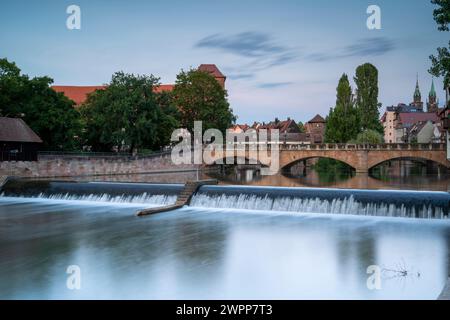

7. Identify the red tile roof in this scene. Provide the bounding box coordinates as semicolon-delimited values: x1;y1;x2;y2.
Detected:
52;84;174;106
307;114;326;123
198;64;226;78
154;84;175;93
397;112;439;126
53;65;224;105
52;85;106;105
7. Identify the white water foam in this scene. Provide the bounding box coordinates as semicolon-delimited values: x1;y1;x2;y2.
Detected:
0;192;177;206
190;194;447;219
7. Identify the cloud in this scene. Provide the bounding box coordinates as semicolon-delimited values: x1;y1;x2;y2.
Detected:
195;32;298;75
196;32;287;57
227;73;255;80
344;37;396;57
306;37;396;62
257;82;293;89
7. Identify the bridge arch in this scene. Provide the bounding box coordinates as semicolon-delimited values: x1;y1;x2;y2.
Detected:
279;150;361;171
368;155;450;171
280;156;356;171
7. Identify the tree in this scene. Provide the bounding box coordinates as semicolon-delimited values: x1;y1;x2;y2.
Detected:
430;44;450;89
348;129;384;144
431;0;450;31
354;63;384;134
324;74;360;143
153;91;181;149
429;0;450;90
172;69;235;134
297;121;306;133
0;58;82;150
80;72;179;152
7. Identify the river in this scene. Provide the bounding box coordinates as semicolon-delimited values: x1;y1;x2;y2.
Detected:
0;160;449;299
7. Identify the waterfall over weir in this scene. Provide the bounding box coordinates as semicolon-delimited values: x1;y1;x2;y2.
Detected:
191;186;450;219
1;180;449;219
0;180;181;205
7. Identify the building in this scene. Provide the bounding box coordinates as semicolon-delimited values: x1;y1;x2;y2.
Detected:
230;118;310;144
229;124;250;134
408;120;442;144
304;114;326;144
198;64;226;88
381;76;442;143
394;112;440;143
52;64;226;107
381;109;397;143
0;117;43;161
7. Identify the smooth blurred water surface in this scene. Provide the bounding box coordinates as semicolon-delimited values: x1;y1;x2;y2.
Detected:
0;197;449;300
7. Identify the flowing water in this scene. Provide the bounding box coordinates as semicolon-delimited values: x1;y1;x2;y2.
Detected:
0;179;450;299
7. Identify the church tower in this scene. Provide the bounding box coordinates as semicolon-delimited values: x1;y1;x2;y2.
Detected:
411;74;424;110
427;78;438;113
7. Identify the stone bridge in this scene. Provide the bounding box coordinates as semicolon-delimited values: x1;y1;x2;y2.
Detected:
208;143;450;173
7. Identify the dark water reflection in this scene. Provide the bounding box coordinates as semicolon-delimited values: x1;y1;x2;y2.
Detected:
48;159;450;192
0;198;449;299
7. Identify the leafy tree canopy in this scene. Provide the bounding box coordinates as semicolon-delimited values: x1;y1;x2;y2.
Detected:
431;0;450;31
0;58;82;150
172;69;236;134
297;121;305;133
429;0;450;89
324;74;360;143
80;72;180;152
348;129;384;144
354;63;384;134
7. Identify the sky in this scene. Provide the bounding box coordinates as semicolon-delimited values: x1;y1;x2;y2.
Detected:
0;0;448;124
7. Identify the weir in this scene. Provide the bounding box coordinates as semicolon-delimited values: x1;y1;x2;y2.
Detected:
1;179;449;219
191;186;450;219
0;179;182;205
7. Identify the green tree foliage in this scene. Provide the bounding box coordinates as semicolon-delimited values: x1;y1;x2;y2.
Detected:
324;74;360;143
0;58;82;150
313;158;355;182
354;63;384;134
80;72;180;152
431;0;450;31
430;44;450;89
297;121;306;133
429;0;450;89
348;129;384;144
172;69;236;134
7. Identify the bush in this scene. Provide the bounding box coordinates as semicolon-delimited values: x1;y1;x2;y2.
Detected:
348;129;384;144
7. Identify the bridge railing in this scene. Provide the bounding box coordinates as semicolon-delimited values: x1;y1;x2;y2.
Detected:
219;143;446;151
279;143;446;151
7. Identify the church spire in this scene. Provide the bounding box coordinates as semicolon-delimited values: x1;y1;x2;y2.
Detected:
414;73;421;102
427;77;438;113
429;77;436;98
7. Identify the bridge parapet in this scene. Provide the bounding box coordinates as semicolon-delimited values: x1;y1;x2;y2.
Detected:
278;143;446;151
221;143;446;151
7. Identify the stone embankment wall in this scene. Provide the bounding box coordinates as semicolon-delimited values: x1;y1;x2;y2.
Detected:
0;153;199;178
